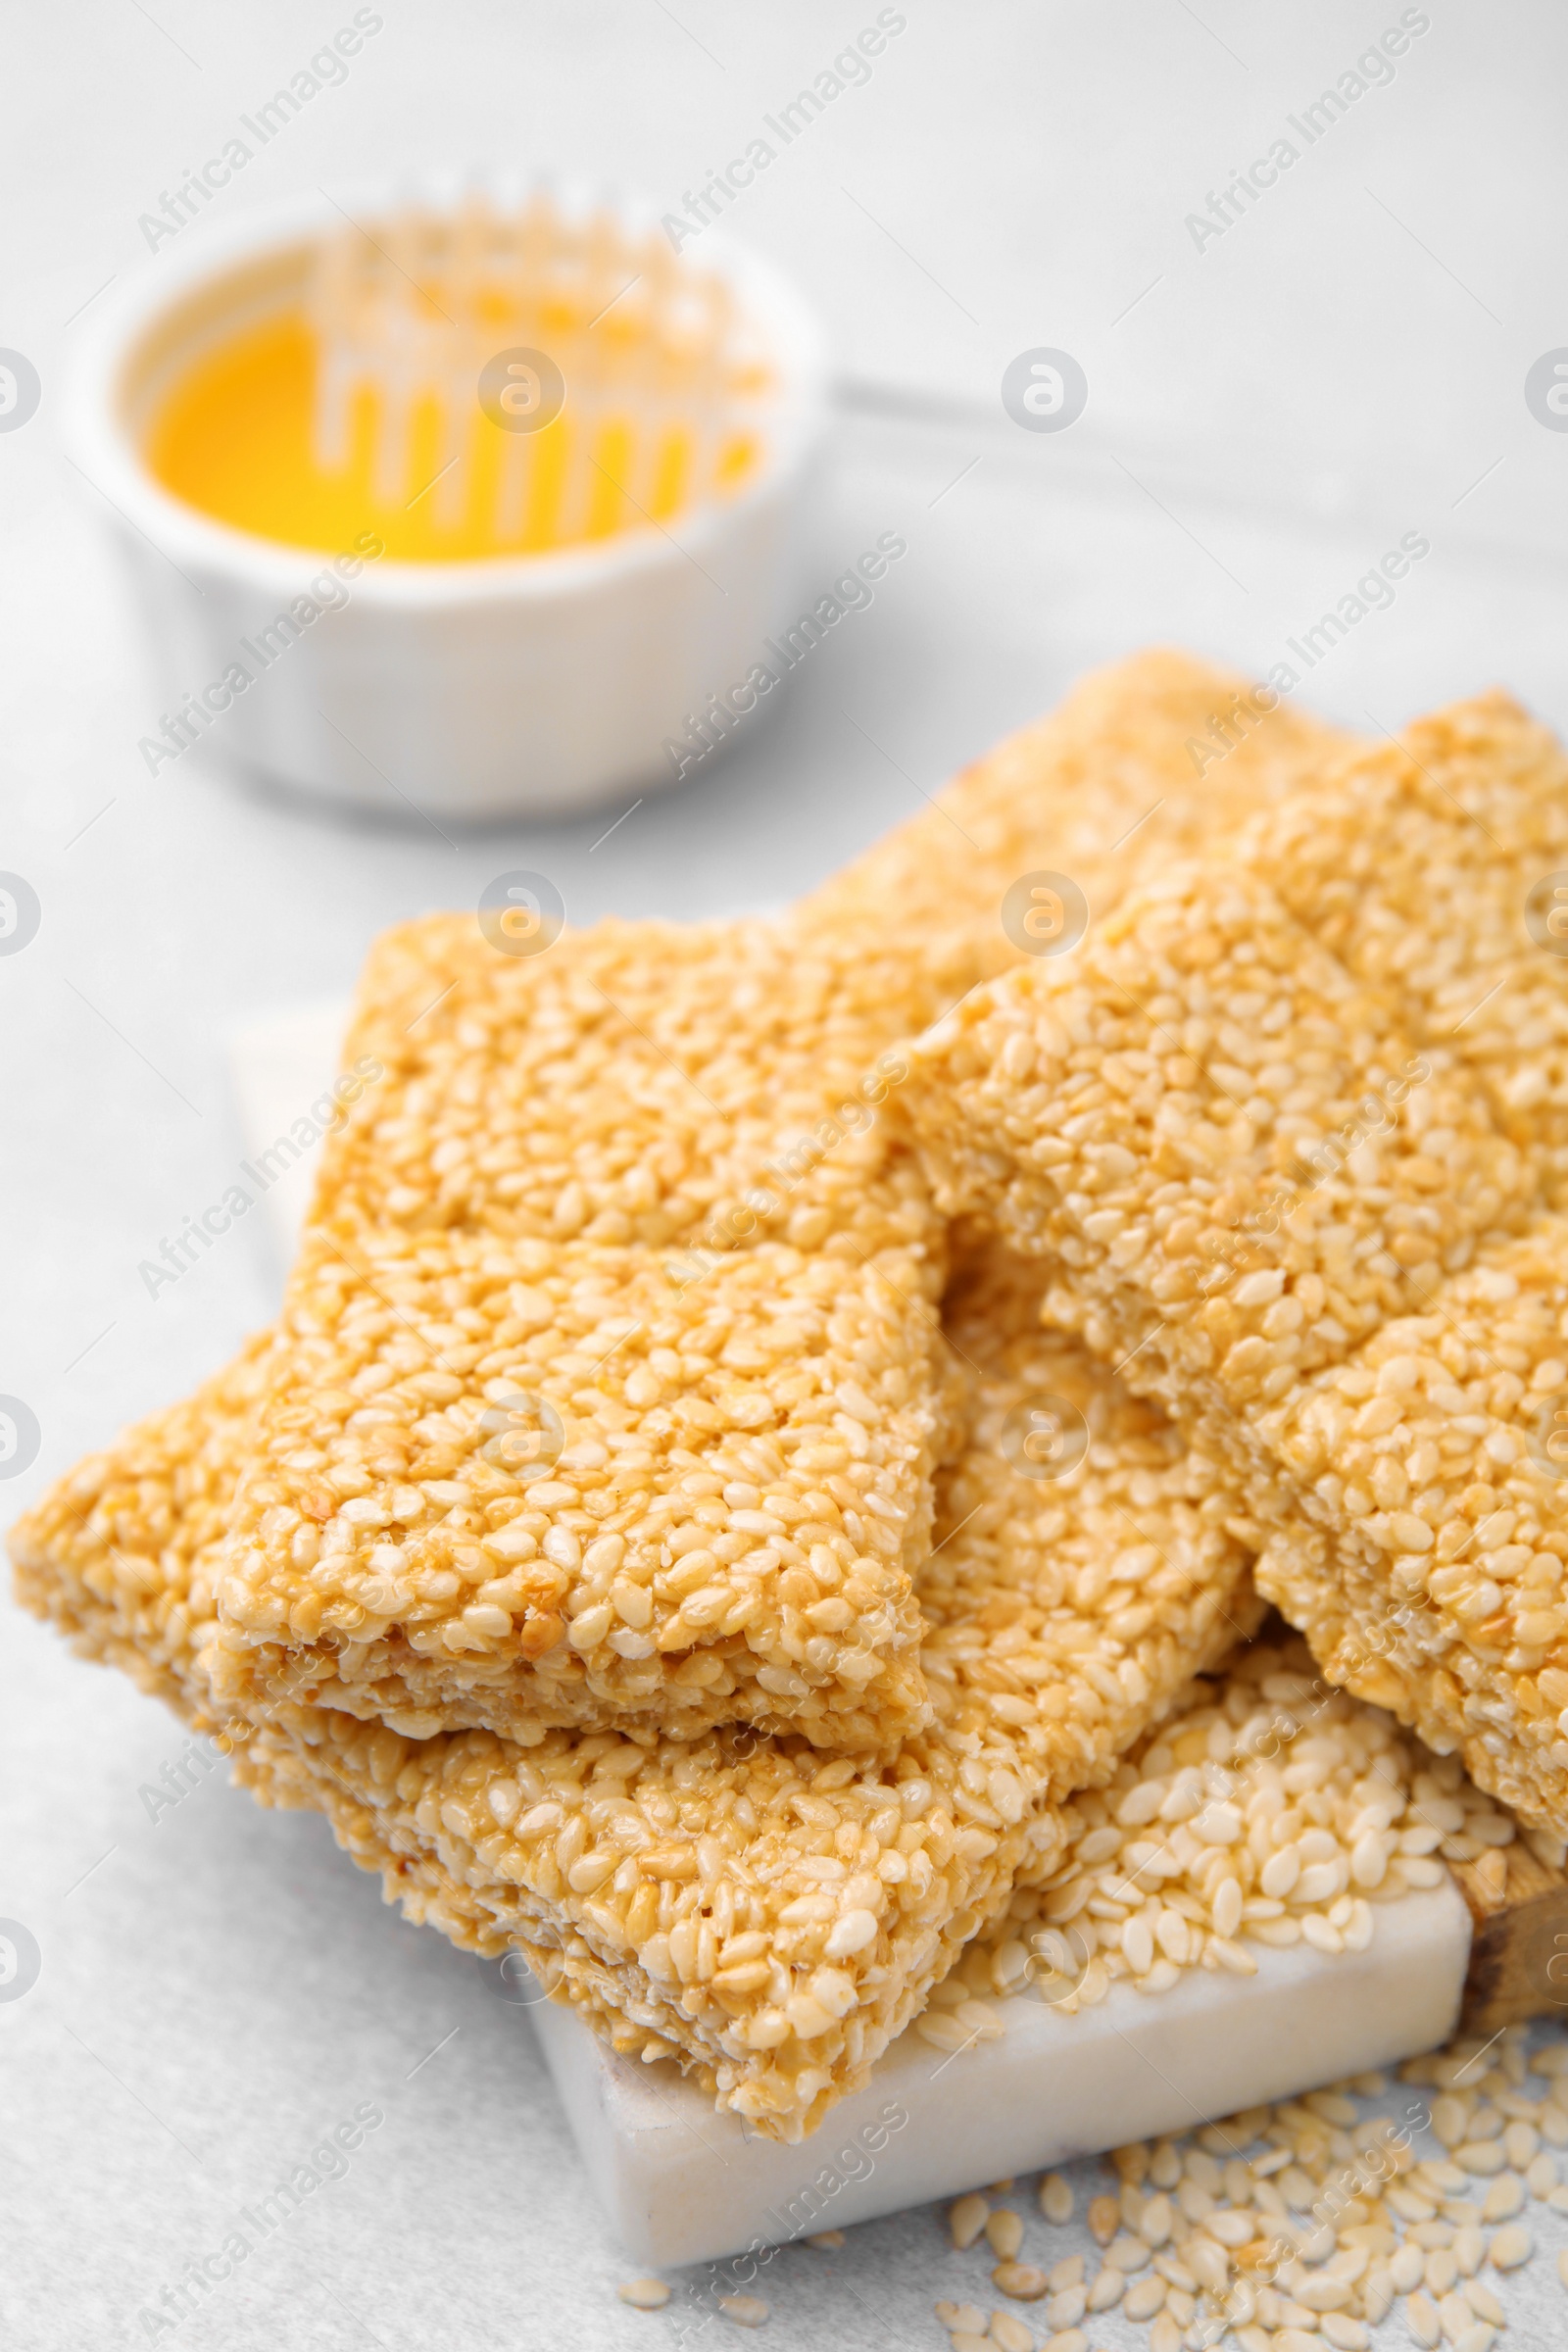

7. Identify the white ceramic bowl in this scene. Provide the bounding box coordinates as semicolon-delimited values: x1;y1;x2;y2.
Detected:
70;184;829;822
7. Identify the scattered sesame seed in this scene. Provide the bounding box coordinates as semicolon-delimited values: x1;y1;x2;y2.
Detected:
1085;2264;1123;2311
1085;2197;1120;2248
951;2194;991;2251
616;2278;670;2310
1488;2223;1532;2270
1405;2288;1443;2349
986;2210;1024;2262
1040;2174;1074;2225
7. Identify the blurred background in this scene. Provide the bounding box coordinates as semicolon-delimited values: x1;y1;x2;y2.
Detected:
3;6;1567;2344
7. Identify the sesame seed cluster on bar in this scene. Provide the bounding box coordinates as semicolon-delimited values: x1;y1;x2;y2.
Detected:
951;1635;1537;2029
932;2022;1568;2352
10;647;1356;2139
901;693;1568;1837
10;1330;278;1721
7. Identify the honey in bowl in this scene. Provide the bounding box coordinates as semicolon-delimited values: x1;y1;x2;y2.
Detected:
145;196;768;563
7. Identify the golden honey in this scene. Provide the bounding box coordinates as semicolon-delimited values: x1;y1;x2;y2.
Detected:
147;310;758;563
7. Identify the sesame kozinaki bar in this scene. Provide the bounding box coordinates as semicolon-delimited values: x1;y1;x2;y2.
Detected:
901;852;1568;1825
205;910;956;1753
11;1259;1253;2140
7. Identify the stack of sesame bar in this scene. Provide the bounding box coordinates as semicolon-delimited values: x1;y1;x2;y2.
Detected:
25;647;1562;2151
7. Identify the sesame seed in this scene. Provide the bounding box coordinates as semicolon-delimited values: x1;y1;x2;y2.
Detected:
1086;2197;1121;2248
991;2265;1047;2303
1085;2264;1123;2311
1424;2247;1458;2295
1039;2173;1074;2225
935;2303;985;2335
616;2279;670;2311
1390;2243;1425;2291
1482;2175;1526;2221
951;2194;990;2251
986;2210;1024;2262
1405;2289;1443;2348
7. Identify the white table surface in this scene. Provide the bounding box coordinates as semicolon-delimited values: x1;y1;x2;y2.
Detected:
5;5;1568;2345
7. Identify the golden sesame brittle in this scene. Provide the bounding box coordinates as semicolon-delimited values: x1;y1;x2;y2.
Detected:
904;696;1568;1834
311;909;946;1259
923;1245;1261;1800
212;909;956;1750
10;1330;277;1721
1256;1213;1568;1831
11;1255;1253;2140
906;859;1531;1419
210;1225;948;1748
